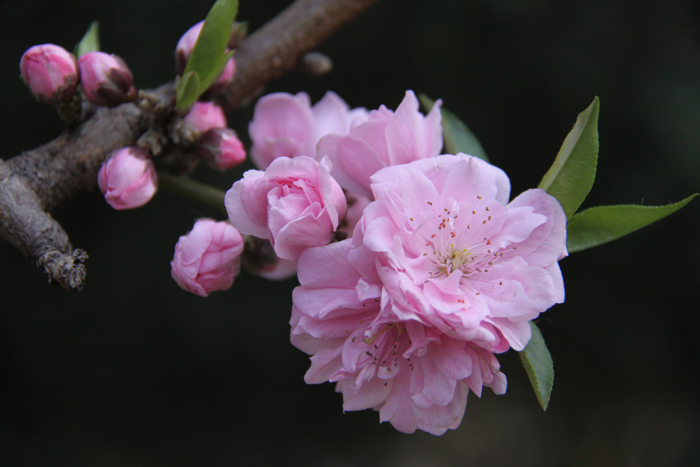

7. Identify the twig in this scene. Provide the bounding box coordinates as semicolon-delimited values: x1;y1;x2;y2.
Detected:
0;0;380;290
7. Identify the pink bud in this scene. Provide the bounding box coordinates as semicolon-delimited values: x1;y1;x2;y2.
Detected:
183;101;227;135
97;147;157;210
206;57;236;95
170;219;244;297
175;21;236;93
197;128;246;170
175;21;204;75
78;51;137;106
20;44;79;104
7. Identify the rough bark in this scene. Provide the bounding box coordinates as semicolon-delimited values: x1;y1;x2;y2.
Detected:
0;0;380;290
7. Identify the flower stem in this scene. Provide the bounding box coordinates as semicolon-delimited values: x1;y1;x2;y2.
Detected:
159;173;227;216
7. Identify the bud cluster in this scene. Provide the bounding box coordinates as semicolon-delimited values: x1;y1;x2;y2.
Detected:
20;44;136;108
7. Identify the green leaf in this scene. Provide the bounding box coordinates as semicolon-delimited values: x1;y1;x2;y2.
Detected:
197;49;235;94
539;97;600;218
176;0;238;108
566;194;697;253
519;321;554;411
75;21;100;57
418;94;489;162
176;71;201;109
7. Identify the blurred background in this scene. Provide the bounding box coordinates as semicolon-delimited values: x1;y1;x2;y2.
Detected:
1;0;699;465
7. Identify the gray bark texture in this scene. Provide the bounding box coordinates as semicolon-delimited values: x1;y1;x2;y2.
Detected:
0;0;379;290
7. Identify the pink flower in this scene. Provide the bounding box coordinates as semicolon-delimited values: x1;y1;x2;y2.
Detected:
225;156;347;261
175;21;236;93
290;154;567;435
316;90;442;199
171;219;244;297
197;128;246;170
78;51;136;106
19;44;79;104
183;101;227;135
248;91;368;170
97;147;157;210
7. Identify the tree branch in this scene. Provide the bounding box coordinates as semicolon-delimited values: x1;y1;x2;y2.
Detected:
0;0;380;290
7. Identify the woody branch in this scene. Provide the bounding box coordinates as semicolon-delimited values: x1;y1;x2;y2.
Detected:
0;0;379;290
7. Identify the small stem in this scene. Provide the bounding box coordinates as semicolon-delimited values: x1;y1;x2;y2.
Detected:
159;173;228;216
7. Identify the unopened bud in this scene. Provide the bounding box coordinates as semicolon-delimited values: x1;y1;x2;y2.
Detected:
175;21;236;92
20;44;79;104
183;101;227;136
206;57;236;95
170;219;244;297
197;128;246;170
175;21;203;75
78;51;137;106
97;147;157;210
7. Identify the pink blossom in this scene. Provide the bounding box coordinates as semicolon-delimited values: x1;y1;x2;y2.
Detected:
197;128;246;170
19;44;79;104
97;147;157;210
225;156;347;261
290;154;567;435
248;91;368;170
78;51;136;106
183;101;227;135
316;90;442;199
171;219;244;297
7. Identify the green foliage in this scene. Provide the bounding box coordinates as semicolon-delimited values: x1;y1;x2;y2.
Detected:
519;322;554;411
418;94;489;162
566;194;697;253
75;21;100;57
176;72;202;110
539;97;600;218
176;0;239;109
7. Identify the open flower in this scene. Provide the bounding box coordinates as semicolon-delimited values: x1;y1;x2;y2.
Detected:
225;156;347;261
290;154;567;435
316;90;442;199
248;91;367;170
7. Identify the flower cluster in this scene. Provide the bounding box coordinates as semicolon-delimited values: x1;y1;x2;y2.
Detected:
223;90;568;434
18;24;250;298
19;43;135;106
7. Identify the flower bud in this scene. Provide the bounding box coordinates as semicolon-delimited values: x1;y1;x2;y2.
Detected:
175;21;203;75
205;57;236;95
175;21;236;92
78;51;137;106
97;147;157;210
19;44;79;104
183;101;227;136
197;128;246;170
171;219;244;297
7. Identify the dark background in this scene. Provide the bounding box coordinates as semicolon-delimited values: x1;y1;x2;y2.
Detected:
1;0;699;465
